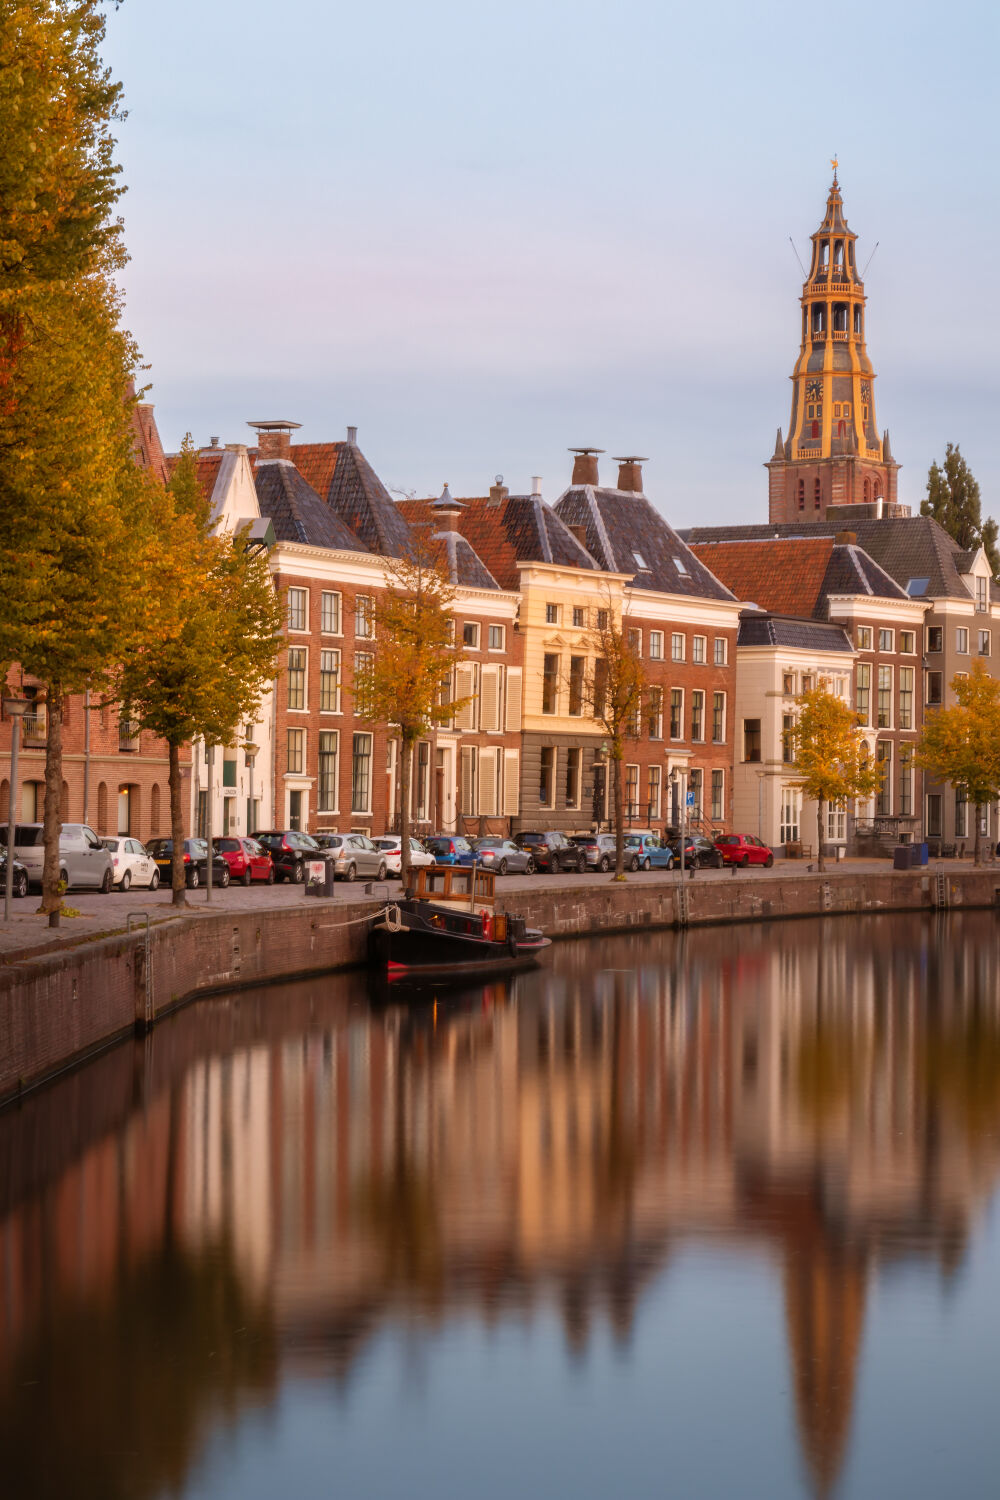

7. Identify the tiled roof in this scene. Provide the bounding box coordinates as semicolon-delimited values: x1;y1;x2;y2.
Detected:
130;400;171;486
681;517;978;601
320;441;412;557
254;461;368;552
554;486;736;602
428;530;500;590
287;442;344;499
738;612;854;652
688;537;909;620
399;494;596;590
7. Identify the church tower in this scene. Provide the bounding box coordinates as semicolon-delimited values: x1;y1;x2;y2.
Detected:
767;167;901;523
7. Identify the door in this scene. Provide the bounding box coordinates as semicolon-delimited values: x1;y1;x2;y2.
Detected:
117;785;131;835
289;790;302;831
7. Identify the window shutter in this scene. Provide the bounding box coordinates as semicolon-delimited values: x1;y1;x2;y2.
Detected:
480;748;498;816
455;664;477;731
503;750;520;816
506;668;522;731
480;665;501;732
460;745;477;814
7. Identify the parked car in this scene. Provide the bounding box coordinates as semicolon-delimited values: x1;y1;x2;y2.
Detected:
311;831;387;882
0;850;29;898
101;836;161;890
665;832;724;869
624;832;675;871
373;835;435;878
714;833;775;868
470;836;535;875
423;835;478;867
256;830;325;883
0;822;113;891
570;833;618;872
146;838;231;889
513;831;587;873
213;836;275;885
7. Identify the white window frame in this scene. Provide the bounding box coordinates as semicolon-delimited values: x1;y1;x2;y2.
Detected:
857;626;873;650
351;731;373;814
714;637;728;666
287;646;308;712
900;630;916;654
320;590;342;636
320;648;341;714
692;635;706;665
462;621;481;649
956;627;969;655
287;727;306;776
287;587;308;633
355;594;374;639
649;630;663;661
878;628;894;653
671;633;685;663
545;603;560;625
317;730;340;813
488;624;505;652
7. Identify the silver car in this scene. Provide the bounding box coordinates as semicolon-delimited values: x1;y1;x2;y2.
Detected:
470;837;535;875
313;832;388;883
0;821;114;891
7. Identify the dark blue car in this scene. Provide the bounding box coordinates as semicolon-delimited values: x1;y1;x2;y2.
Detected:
424;834;478;866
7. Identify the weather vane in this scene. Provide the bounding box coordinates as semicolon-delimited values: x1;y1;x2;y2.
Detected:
831;155;839;183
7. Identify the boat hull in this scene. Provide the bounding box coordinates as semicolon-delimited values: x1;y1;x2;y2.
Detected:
371;921;550;981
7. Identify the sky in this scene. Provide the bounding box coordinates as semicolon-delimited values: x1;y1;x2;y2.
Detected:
104;0;999;525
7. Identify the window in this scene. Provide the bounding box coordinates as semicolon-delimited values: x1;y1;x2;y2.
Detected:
707;691;724;744
926;793;942;839
797;479;805;512
780;788;800;845
876;741;891;816
927;625;943;652
670;689;683;740
782;712;794;763
671;633;685;662
416;741;430;820
568;656;585;716
489;624;505;651
976;576;988;612
593;658;607;719
877;665;892;728
927;672;943;705
318;732;339;812
691;690;704;741
801;674;814;693
628;628;642;657
351;733;372;813
286;587;307;632
633;551;648;571
649;630;663;661
648;766;662;821
287;728;305;775
353;651;374;717
714;637;728;666
463;621;480;649
898;746;913;817
956;627;969;654
674;555;689;578
711;770;724;822
856;663;871;725
572;607;585;628
355;595;374;638
565;748;581;808
900;630;916;654
539;747;555;806
899;667;914;729
814;478;821;510
783;671;795;695
743;719;761;763
955;785;968;839
878;628;894;653
688;768;703;821
320;591;341;634
596;609;608;631
287;647;307;710
979;630;991;656
827;802;846;841
542;654;559;714
625;764;639;819
545;603;560;625
692;635;706;665
320;649;341;712
648;686;663;740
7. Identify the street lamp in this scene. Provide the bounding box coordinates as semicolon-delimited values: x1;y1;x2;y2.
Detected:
242;739;259;835
205;743;215;902
669;766;686;880
3;696;30;923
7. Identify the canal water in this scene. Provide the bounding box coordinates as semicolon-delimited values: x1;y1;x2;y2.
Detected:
3;912;1000;1499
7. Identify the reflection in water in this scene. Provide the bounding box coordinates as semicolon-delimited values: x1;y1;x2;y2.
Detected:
2;913;1000;1498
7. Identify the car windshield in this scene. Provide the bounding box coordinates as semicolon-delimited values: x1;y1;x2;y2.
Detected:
102;839;120;851
256;834;280;847
147;840;172;855
518;834;543;845
374;839;399;850
475;838;501;848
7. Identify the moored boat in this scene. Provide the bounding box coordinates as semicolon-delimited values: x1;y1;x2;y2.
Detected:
370;864;550;981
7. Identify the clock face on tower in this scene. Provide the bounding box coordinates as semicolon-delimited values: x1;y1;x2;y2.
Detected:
806;379;822;400
861;381;871;401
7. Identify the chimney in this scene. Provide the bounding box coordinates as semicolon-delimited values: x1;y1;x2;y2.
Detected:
568;524;588;549
614;456;647;493
209;435;220;448
346;425;358;446
834;530;857;546
434;482;463;520
569;447;603;486
489;474;509;505
248;419;301;461
531;476;543;496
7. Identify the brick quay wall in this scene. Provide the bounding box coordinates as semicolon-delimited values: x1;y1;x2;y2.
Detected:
2;868;999;1106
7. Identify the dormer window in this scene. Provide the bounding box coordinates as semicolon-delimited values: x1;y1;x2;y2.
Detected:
675;556;689;577
976;575;989;613
633;551;648;571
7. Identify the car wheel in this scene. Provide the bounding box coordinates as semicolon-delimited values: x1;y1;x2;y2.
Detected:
630;856;639;872
292;861;304;884
666;854;674;870
150;870;160;891
266;868;275;884
599;855;610;873
219;867;230;888
345;862;357;883
740;853;750;868
59;866;69;891
498;858;508;875
120;870;131;892
642;857;651;871
243;868;252;887
377;862;387;881
765;853;774;868
100;867;113;894
189;867;200;889
525;856;535;875
13;870;27;898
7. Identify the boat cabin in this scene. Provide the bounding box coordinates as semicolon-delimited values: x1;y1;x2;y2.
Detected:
414;865;496;913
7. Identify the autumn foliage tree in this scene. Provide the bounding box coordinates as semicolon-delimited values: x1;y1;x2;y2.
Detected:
354;533;469;890
115;438;284;905
583;599;648;880
788;684;881;873
916;663;1000;865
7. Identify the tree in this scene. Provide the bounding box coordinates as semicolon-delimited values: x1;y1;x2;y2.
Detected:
582;598;648;880
916;662;1000;865
115;437;284;905
354;532;469;891
921;443;999;577
788;685;881;873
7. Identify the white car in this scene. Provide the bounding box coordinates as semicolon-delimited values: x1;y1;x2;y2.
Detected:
101;836;161;891
373;835;435;878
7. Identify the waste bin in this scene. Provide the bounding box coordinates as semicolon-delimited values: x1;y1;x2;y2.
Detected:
306;857;336;897
893;846;910;871
916;841;929;866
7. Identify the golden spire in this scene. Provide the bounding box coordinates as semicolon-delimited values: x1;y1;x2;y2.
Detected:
830;156;839;185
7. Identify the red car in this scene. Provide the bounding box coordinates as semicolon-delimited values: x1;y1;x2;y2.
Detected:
212;837;275;885
714;834;774;868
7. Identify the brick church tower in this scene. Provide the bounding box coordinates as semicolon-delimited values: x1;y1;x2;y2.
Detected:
767;167;901;523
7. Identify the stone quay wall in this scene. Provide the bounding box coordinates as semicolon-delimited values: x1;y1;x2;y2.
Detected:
3;868;1000;1105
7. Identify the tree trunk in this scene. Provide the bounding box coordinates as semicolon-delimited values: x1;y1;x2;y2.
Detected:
816;797;825;874
973;803;982;865
399;734;413;893
169;740;187;907
613;748;625;879
41;685;64;927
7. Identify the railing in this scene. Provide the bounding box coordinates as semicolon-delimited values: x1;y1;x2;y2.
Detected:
21;713;46;743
